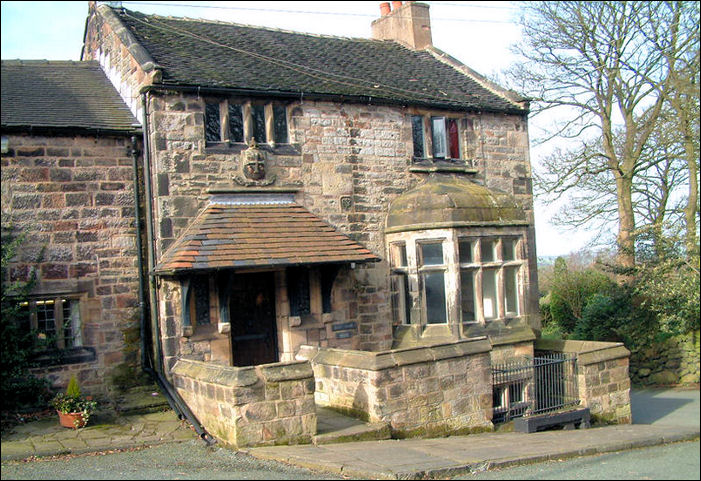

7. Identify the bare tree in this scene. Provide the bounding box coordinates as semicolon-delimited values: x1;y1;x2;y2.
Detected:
510;1;697;267
644;1;700;257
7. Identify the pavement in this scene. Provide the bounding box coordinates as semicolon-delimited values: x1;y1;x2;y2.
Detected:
1;387;699;480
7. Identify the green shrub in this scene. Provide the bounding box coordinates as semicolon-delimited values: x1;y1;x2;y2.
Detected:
65;375;81;398
573;291;630;342
1;226;50;412
548;258;616;335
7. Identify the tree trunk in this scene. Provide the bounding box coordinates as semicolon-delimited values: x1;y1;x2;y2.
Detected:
683;134;699;258
615;173;636;269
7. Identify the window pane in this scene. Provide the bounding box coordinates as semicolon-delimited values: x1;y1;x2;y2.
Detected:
461;269;475;322
205;102;221;142
420;242;443;265
228;104;244;142
505;266;519;315
273;105;288;143
251;105;266;143
411;115;425;159
458;239;473;264
482;269;497;319
36;299;56;337
68;300;82;347
503;238;517;261
193;276;210;325
448;118;459;159
423;272;447;324
61;299;73;347
480;239;495;262
391;243;407;267
287;267;310;316
391;273;411;325
431;117;447;158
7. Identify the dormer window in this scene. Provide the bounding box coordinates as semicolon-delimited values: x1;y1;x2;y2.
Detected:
205;99;288;145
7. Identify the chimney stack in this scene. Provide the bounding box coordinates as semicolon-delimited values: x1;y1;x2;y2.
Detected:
371;1;433;50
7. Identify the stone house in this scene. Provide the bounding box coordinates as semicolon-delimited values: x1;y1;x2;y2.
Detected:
1;59;142;391
2;1;631;447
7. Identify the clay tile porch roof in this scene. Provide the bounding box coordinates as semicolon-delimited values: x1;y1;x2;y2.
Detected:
153;193;380;275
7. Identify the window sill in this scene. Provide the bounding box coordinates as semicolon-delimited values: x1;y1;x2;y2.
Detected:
205;142;301;156
30;347;96;367
290;314;324;330
410;159;477;174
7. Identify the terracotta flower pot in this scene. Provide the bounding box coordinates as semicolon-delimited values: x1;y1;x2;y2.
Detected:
58;411;87;429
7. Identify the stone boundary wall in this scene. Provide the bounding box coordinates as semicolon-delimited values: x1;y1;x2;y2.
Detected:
630;330;700;386
536;339;632;424
296;338;494;438
172;359;316;448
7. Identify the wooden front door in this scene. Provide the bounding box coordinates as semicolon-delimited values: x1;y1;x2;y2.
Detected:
229;272;278;367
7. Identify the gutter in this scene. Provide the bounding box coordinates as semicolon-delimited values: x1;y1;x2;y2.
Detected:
132;94;214;445
139;83;529;117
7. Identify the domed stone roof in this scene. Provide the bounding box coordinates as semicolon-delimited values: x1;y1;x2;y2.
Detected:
386;176;527;233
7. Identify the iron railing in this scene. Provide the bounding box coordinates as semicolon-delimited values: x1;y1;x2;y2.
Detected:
492;353;579;424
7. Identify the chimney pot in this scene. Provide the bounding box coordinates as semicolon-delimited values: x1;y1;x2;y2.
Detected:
380;2;391;16
392;1;403;9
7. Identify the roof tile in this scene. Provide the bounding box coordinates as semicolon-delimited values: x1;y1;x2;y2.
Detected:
153;201;380;274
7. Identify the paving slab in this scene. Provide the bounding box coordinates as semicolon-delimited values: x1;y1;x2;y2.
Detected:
247;424;700;479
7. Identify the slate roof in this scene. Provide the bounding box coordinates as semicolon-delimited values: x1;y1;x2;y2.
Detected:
153;194;380;275
1;60;140;132
108;7;526;113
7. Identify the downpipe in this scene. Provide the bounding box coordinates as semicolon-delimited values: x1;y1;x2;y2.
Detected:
132;97;214;445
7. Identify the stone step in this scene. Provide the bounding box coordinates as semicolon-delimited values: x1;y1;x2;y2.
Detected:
312;406;391;445
112;385;171;416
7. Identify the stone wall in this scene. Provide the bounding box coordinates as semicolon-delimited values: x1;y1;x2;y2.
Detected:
536;339;632;424
171;358;316;448
297;338;494;438
630;330;700;386
1;133;140;395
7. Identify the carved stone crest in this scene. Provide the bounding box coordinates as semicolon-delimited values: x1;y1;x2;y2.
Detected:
233;138;276;186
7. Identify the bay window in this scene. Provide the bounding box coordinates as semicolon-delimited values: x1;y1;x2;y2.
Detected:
387;231;525;330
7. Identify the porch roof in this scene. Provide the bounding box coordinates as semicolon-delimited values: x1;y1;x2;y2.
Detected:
152;193;380;275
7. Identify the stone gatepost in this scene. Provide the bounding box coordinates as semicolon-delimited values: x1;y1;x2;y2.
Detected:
172;359;316;448
535;339;632;424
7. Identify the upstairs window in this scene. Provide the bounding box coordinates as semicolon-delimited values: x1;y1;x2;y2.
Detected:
411;114;461;161
205;99;289;145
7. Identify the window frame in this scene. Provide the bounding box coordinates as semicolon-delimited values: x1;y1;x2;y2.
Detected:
411;113;462;162
389;242;411;326
417;239;449;325
459;236;524;323
19;295;83;350
204;98;290;147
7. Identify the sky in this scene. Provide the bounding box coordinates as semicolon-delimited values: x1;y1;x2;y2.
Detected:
0;0;604;257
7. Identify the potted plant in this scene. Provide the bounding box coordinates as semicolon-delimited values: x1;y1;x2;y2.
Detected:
50;375;97;429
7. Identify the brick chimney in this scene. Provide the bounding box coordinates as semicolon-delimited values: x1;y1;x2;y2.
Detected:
371;1;433;50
